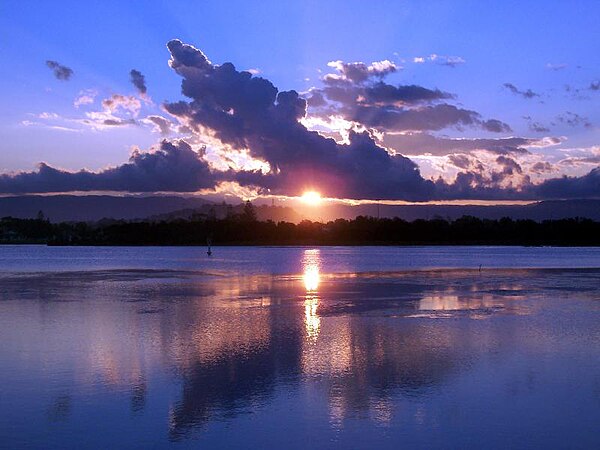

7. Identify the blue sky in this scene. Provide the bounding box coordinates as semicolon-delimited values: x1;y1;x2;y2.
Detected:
0;0;599;201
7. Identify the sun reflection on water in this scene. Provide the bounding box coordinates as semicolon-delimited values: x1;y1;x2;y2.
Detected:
302;249;321;340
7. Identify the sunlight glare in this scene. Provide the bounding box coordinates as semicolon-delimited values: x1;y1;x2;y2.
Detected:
302;249;321;292
301;191;322;206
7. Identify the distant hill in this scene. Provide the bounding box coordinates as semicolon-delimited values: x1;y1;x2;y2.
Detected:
148;203;302;223
319;199;600;222
0;195;212;222
1;195;599;223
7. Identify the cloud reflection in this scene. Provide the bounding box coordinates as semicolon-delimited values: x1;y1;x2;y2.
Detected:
2;266;597;446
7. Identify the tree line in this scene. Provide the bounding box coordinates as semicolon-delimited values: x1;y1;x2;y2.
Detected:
2;209;600;246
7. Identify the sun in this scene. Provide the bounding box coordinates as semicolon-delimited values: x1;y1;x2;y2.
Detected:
301;191;322;205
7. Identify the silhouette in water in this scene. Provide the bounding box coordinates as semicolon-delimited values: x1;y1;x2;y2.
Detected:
207;235;212;256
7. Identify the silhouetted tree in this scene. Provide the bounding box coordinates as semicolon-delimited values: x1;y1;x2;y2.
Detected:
243;200;257;222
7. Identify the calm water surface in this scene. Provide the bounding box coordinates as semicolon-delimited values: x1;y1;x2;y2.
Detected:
1;246;599;449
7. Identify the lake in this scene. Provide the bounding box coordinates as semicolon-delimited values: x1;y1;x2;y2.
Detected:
1;246;599;449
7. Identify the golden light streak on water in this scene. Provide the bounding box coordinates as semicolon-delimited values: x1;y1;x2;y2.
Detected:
302;249;321;339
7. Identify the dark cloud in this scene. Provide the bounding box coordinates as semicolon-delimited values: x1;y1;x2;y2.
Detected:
496;155;522;175
444;155;525;194
590;81;600;91
234;130;435;200
352;104;511;133
523;116;550;133
383;133;539;156
310;60;508;134
306;91;327;107
102;118;137;127
130;69;147;95
529;122;550;133
163;40;433;200
532;168;600;199
364;83;452;105
316;81;451;110
531;162;554;173
45;60;73;80
503;83;539;99
8;40;595;202
447;154;473;170
145;115;174;135
556;111;592;128
434;165;600;201
0;140;221;194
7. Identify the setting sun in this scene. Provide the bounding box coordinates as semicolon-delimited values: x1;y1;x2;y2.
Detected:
301;191;322;206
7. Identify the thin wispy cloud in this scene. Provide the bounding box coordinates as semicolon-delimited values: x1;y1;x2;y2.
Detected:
503;83;540;99
74;89;98;108
546;63;567;71
413;54;465;67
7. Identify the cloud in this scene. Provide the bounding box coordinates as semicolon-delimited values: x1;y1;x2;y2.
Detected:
589;81;599;91
317;81;451;110
529;123;550;133
413;54;465;67
9;40;596;202
101;94;142;116
432;55;466;68
0;140;222;194
546;63;567;71
382;133;557;156
433;166;600;201
163;40;433;200
46;60;73;80
351;104;511;133
74;89;97;108
413;53;466;68
144;115;175;135
556;111;592;128
447;154;473;170
531;167;600;199
523;115;550;133
308;57;507;134
130;69;147;95
326;60;398;83
531;161;554;173
503;83;539;99
558;147;600;167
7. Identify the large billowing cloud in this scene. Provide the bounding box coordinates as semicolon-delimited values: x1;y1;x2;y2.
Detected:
308;57;511;134
0;140;221;193
435;166;600;201
163;39;433;200
4;40;598;201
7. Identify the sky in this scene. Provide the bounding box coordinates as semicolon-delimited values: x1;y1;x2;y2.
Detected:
1;0;599;202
